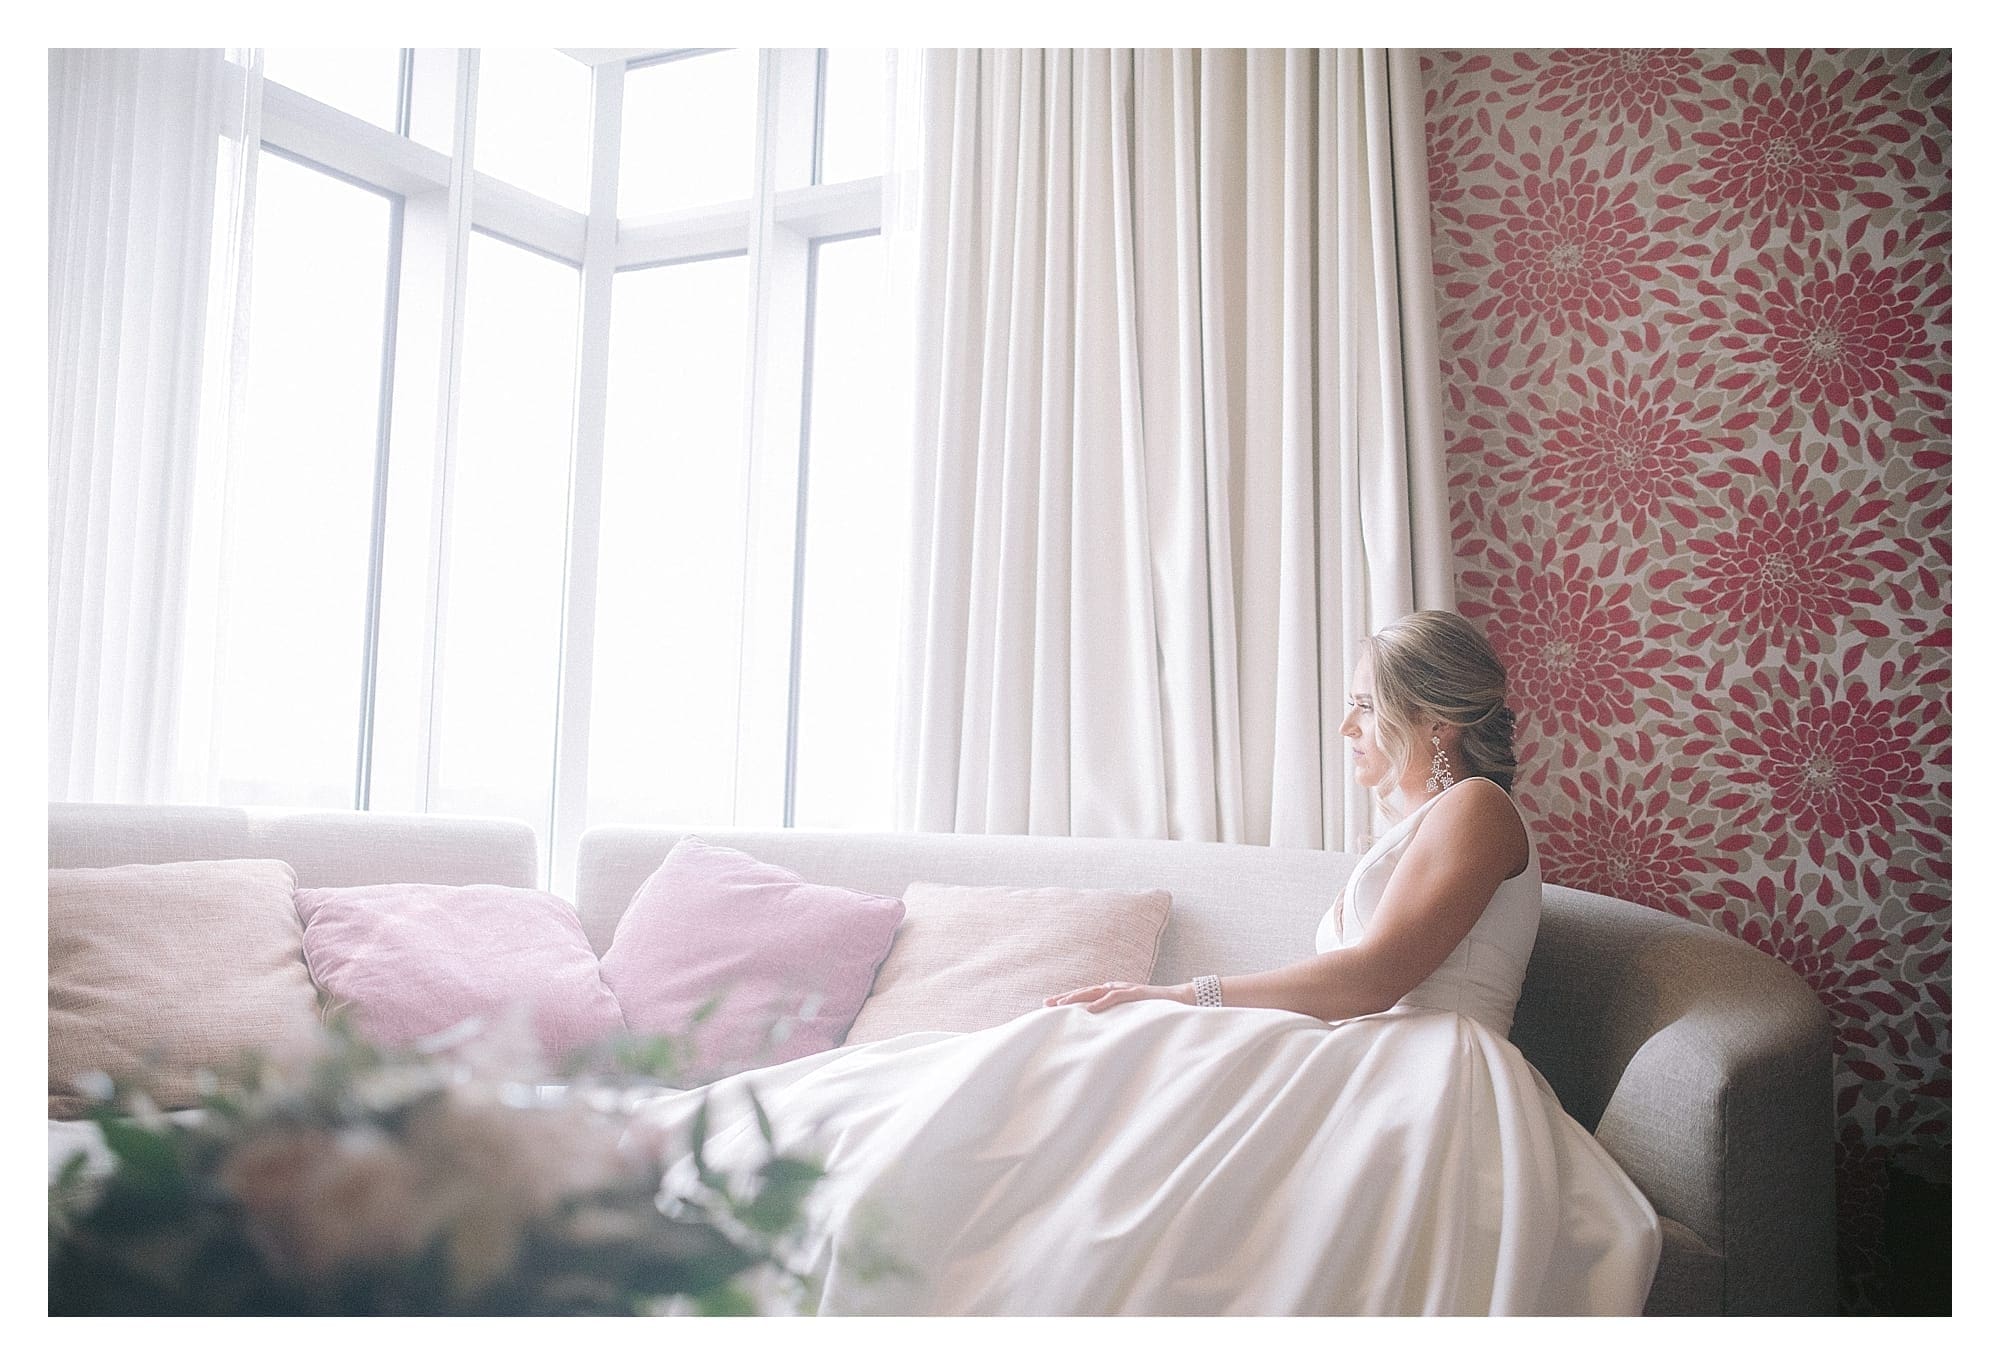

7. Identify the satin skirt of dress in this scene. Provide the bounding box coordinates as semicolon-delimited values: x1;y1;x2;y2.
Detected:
628;1000;1661;1315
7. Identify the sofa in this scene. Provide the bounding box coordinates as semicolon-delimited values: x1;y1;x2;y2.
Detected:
49;800;1837;1315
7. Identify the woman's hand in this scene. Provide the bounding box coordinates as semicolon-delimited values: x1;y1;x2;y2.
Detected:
1044;980;1196;1012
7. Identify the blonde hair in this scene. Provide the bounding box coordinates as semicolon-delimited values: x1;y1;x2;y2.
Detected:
1359;610;1517;805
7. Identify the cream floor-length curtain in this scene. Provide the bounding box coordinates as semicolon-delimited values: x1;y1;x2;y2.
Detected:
895;49;1453;851
48;49;260;802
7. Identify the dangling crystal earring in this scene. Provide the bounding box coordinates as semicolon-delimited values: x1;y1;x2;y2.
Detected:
1427;733;1455;793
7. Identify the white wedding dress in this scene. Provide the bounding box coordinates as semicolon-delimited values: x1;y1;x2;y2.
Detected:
632;779;1662;1314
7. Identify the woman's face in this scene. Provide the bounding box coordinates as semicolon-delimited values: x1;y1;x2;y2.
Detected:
1341;656;1390;790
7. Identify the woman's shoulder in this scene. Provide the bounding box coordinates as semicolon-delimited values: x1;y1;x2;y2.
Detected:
1415;777;1531;879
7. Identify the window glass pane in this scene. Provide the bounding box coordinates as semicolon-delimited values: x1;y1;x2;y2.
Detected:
474;48;592;212
817;48;887;185
406;48;458;155
619;50;757;217
209;153;393;807
429;233;580;860
263;48;403;133
791;234;899;830
589;256;752;825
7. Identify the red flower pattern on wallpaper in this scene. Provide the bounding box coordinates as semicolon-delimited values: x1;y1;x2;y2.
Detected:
1526;345;1723;535
1424;110;1486;226
1421;47;1950;1312
1536;758;1725;919
1458;531;1671;751
1683;661;1942;873
1649;448;1897;668
1717;868;1903;1053
1716;239;1941;430
1518;49;1709;138
1470;160;1666;344
1683;62;1890;245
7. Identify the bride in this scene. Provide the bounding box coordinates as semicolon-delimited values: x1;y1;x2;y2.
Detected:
633;611;1662;1315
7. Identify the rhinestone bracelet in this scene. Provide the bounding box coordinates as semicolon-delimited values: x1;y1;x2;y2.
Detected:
1193;974;1223;1008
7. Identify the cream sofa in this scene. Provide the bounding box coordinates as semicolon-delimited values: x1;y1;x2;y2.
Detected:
49;802;1837;1315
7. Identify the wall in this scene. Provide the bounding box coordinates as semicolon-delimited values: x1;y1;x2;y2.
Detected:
1418;48;1951;1312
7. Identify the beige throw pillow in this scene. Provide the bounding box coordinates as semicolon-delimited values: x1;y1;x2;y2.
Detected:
49;859;322;1118
843;882;1172;1045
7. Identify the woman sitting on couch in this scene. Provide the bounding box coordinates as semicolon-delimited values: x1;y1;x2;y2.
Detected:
636;610;1663;1314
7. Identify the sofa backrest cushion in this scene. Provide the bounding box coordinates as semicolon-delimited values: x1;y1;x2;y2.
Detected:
295;883;625;1063
49;802;541;890
845;882;1172;1044
49;859;322;1118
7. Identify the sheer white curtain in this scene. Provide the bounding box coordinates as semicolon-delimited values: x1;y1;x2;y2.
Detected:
893;49;1453;851
47;49;261;802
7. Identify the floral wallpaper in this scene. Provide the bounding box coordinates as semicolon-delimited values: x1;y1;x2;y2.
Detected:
1417;48;1951;1312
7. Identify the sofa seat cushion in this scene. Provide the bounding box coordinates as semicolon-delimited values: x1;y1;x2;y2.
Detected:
295;883;625;1063
844;882;1173;1045
49;859;321;1119
598;837;906;1085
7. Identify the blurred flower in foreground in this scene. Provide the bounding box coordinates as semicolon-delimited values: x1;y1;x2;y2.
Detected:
48;1015;828;1315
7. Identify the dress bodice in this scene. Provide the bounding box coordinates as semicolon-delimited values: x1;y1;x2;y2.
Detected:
1313;777;1541;1036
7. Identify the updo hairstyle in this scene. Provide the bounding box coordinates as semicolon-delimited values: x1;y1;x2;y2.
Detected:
1359;609;1518;802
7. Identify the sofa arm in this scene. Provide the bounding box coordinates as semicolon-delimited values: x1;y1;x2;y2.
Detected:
1516;889;1838;1315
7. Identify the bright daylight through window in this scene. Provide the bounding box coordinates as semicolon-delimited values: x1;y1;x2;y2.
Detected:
189;49;900;890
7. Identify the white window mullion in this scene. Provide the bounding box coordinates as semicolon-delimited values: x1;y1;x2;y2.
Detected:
615;204;755;266
259;80;450;198
359;138;456;811
729;48;821;828
548;59;625;899
417;49;480;813
774;176;887;239
464;174;587;265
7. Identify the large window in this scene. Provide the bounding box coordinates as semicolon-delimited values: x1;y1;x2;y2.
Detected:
190;49;899;886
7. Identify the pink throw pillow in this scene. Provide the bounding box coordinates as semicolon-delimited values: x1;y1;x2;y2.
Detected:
296;883;625;1064
598;837;905;1084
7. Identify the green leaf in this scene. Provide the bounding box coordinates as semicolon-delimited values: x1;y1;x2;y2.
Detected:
760;1155;824;1184
693;1282;758;1316
739;1157;823;1235
97;1120;184;1195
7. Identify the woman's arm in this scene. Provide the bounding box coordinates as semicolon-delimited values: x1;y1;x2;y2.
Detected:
1047;780;1528;1021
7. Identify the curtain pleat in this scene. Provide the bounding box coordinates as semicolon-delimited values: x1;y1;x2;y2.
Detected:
1026;50;1075;837
1270;48;1321;850
1134;49;1218;845
1072;49;1170;840
899;47;1454;849
48;49;254;802
1196;53;1248;847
